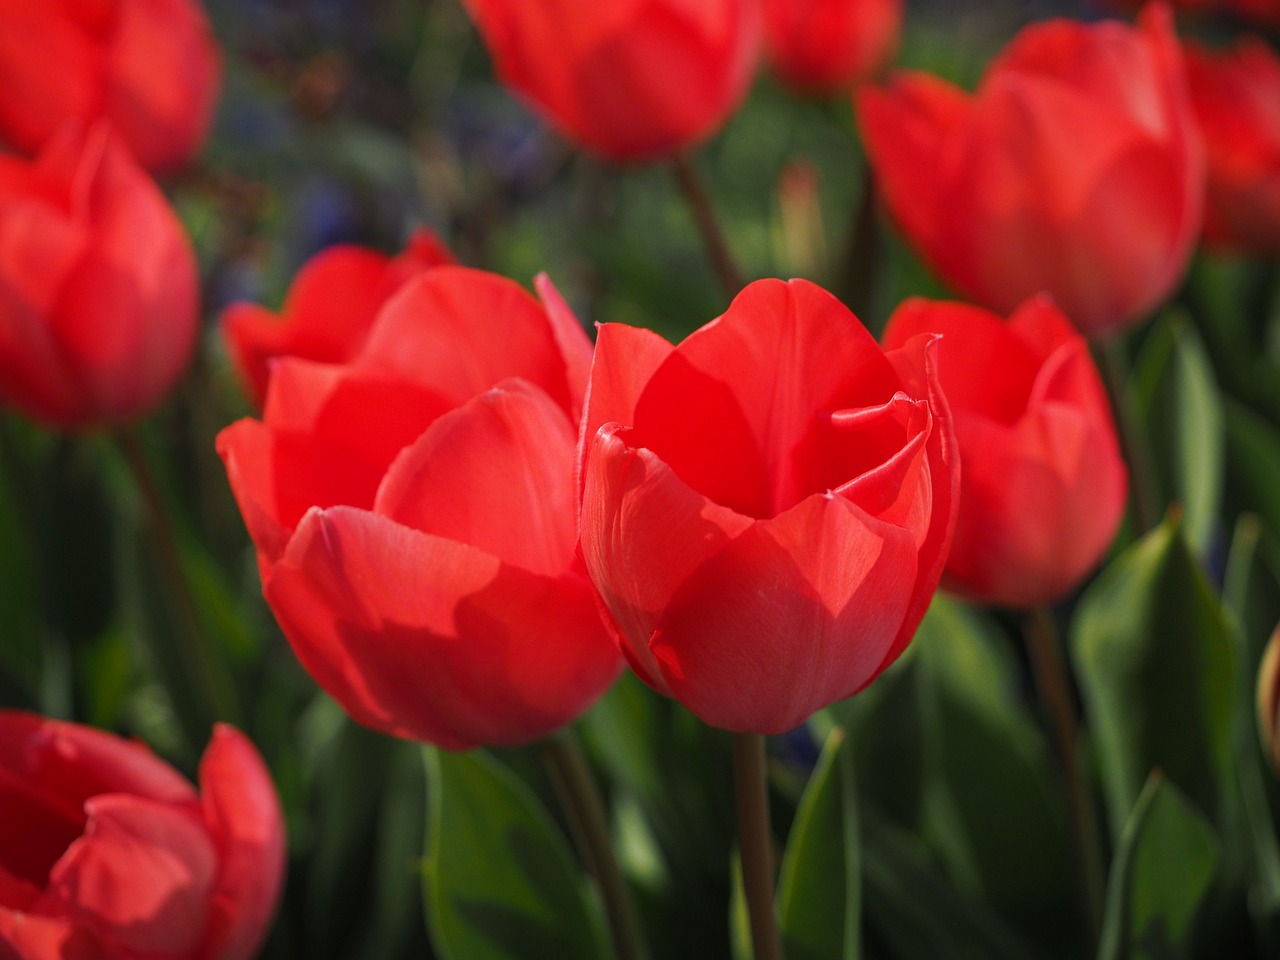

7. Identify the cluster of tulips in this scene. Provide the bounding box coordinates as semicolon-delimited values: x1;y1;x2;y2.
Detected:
1;0;1280;957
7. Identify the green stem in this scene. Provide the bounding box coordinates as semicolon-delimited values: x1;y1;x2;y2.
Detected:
672;152;744;301
835;163;880;322
116;429;235;737
1096;339;1159;536
543;731;649;960
733;733;785;960
1026;606;1104;946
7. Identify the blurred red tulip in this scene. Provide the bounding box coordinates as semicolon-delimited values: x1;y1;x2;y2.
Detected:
883;295;1127;608
1231;0;1280;26
1185;38;1280;255
578;279;958;734
0;715;284;960
763;0;901;95
0;0;221;174
0;122;198;429
221;229;456;407
461;0;761;162
218;267;621;750
858;4;1204;338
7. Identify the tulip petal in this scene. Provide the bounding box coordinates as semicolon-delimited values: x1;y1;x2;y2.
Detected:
580;424;756;692
579;321;675;494
197;725;286;960
362;267;579;419
375;379;578;577
265;507;619;749
631;278;899;517
533;274;594;421
0;900;93;960
650;493;918;733
49;795;217;957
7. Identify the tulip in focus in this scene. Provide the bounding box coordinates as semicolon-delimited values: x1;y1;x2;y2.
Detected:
0;0;221;174
1184;38;1280;255
221;229;456;407
857;4;1204;338
0;122;198;430
882;296;1127;608
461;0;761;162
578;278;958;734
218;267;621;750
0;714;284;960
763;0;901;95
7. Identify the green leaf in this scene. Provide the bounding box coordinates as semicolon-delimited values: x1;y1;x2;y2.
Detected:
913;598;1076;941
423;748;607;960
1098;774;1220;960
1071;516;1235;837
860;807;1037;960
1223;399;1280;542
777;727;860;960
1132;312;1224;555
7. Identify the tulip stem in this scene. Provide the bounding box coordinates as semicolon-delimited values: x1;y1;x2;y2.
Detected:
542;731;649;960
1025;606;1104;946
672;153;745;300
836;163;880;321
733;732;785;960
116;429;236;741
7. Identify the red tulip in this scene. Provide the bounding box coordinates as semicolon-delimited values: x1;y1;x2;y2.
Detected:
0;122;198;429
1184;38;1280;255
218;267;620;750
857;4;1204;338
221;229;456;407
578;279;958;734
1231;0;1280;27
461;0;761;162
0;0;221;174
0;715;284;960
763;0;901;95
882;296;1127;608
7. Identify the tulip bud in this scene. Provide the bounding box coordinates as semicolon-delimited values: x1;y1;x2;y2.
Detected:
1260;623;1280;776
764;0;901;95
857;4;1204;338
0;0;222;174
0;121;198;429
461;0;761;163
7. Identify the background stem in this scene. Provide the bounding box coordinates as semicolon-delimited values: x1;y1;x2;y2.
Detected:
672;152;744;301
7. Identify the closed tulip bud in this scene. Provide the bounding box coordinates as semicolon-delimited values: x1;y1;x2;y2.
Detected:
218;267;621;750
0;715;284;960
0;0;221;174
764;0;901;95
1184;37;1280;255
221;229;456;407
858;4;1204;338
883;295;1127;607
578;278;959;734
0;122;198;429
1260;624;1280;776
461;0;761;163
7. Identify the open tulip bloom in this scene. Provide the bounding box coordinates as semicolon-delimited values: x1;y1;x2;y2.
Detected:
218;266;622;751
578;278;959;734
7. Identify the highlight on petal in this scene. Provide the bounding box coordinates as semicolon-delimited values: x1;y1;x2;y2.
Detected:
649;493;918;733
265;507;620;749
375;379;579;577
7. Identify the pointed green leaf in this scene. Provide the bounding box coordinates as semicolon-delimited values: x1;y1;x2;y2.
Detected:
1224;399;1280;543
1132;312;1224;555
423;748;606;960
1098;774;1220;960
1072;517;1235;837
777;727;860;960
